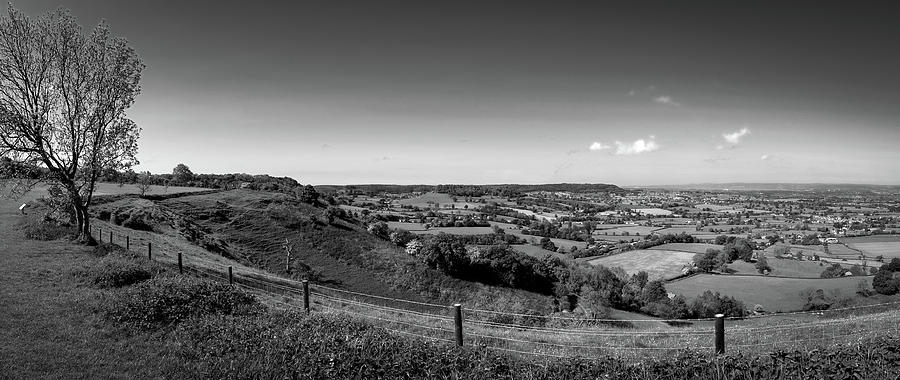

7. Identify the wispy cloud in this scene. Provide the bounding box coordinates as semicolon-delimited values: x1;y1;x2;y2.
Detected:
761;154;771;161
723;127;750;145
589;141;611;151
703;157;731;163
653;95;680;106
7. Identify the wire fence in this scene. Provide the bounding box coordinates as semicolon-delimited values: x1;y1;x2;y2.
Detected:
88;221;900;360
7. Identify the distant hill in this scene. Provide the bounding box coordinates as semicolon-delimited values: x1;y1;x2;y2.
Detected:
642;183;900;194
316;183;626;196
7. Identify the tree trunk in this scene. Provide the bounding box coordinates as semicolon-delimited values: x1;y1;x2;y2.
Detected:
67;186;96;245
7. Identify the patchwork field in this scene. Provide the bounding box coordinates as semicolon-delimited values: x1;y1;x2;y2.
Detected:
587;250;694;281
666;274;872;312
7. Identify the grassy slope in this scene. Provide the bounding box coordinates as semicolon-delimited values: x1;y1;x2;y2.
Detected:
96;189;553;311
0;190;173;379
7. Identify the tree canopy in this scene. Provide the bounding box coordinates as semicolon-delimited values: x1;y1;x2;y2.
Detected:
0;5;144;242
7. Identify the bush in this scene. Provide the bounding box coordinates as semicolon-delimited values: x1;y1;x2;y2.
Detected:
75;247;164;288
100;277;261;329
22;220;74;241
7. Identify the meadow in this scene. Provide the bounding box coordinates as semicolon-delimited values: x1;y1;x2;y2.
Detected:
666;274;872;312
726;256;831;278
587;249;694;281
648;243;721;254
843;236;900;260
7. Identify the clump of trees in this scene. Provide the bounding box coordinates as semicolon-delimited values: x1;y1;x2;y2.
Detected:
820;263;847;278
396;233;746;319
873;258;900;295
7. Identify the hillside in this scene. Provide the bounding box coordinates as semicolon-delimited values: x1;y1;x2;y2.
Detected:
91;189;553;311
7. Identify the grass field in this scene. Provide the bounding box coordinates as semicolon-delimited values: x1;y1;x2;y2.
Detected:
666;274;872;312
765;243;826;256
411;226;495;235
648;243;720;254
588;250;694;281
654;227;699;235
844;240;900;260
593;225;660;237
727;256;829;278
93;182;208;196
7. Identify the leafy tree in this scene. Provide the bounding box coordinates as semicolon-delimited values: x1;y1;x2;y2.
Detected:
298;185;319;204
690;290;746;318
367;222;390;240
872;258;900;295
640;280;668;304
755;255;771;274
820;263;846;278
539;237;557;251
322;206;345;224
0;6;144;243
172;163;194;184
388;229;416;247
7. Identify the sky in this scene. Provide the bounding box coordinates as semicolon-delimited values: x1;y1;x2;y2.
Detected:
16;1;900;186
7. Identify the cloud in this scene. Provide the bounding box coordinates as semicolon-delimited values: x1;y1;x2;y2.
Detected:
614;137;659;155
653;95;679;106
703;157;731;163
589;141;611;151
591;136;660;155
723;127;750;145
761;154;771;160
320;143;332;149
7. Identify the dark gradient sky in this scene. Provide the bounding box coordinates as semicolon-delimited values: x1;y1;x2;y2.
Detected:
17;1;900;185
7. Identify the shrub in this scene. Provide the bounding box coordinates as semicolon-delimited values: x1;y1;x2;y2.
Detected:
22;220;74;241
75;247;164;288
100;277;261;329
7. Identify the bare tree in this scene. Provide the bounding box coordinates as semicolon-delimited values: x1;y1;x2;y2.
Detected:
0;6;143;243
282;238;294;272
135;171;152;196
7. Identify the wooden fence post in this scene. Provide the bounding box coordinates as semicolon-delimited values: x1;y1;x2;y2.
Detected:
178;252;183;274
126;235;130;250
98;227;102;243
303;280;310;313
148;242;152;261
715;313;725;354
453;304;464;347
228;266;233;285
109;231;113;244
